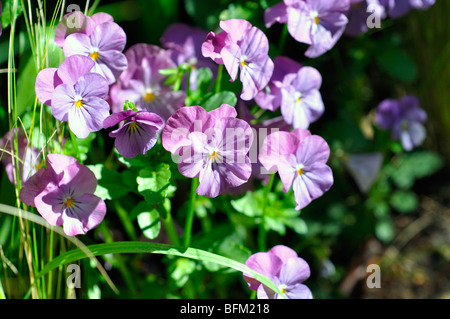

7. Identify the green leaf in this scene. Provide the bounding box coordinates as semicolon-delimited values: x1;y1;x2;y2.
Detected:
389;190;418;214
201;91;237;112
375;218;395;243
375;46;417;83
387;151;444;189
87;164;131;200
169;258;197;288
231;191;262;217
137;163;174;204
1;0;23;29
36;241;285;297
134;202;161;240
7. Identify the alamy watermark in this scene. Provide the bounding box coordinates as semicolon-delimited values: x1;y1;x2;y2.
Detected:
366;264;381;289
66;263;81;289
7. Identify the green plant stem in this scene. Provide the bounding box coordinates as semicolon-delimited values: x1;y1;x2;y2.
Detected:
157;203;180;246
184;178;199;247
113;201;138;241
215;64;224;93
278;24;289;54
258;173;276;252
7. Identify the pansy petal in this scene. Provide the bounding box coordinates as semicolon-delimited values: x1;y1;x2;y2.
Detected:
279;257;311;285
51;83;76;122
63;193;106;236
268;245;298;264
57;55;95;85
285;283;313;299
244;252;284;291
35;68;62;106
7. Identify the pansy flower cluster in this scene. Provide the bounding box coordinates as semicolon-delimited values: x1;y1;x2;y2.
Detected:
0;0;434;300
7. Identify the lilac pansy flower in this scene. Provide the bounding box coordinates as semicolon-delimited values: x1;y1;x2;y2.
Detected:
162;104;254;198
110;44;185;121
19;154;106;236
380;0;435;18
265;0;350;58
161;23;218;90
375;95;427;151
63;20;127;84
54;11;113;48
103;110;164;158
259;129;333;210
280;66;324;129
244;245;313;299
254;56;302;112
44;55;110;138
202;19;274;101
0;128;41;184
345;0;386;36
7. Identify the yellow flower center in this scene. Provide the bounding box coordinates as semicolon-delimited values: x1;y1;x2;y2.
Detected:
90;51;100;61
143;92;155;103
281;288;287;294
209;149;220;162
64;197;75;209
297;168;304;176
314;16;320;25
75;99;83;108
240;60;248;68
128;122;139;130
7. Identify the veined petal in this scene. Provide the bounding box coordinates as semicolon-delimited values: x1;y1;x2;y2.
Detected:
279;257;311;286
75;73;109;99
51;83;76;122
62;193;106;236
244;252;284;291
296;135;330;168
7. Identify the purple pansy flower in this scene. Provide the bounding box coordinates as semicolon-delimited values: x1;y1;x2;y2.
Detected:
35;55;111;138
254;56;302;112
162;104;254;198
345;0;386;36
19;154;106;236
54;11;113;48
103;110;164;158
0;128;41;184
244;245;312;299
375;95;427;151
265;0;350;58
110;44;185;121
380;0;435;18
161;23;218;90
259;129;333;210
63;19;127;84
202;19;274;101
280;66;324;129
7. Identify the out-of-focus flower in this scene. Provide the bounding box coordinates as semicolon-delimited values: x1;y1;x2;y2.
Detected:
280;66;324;129
344;152;383;193
161;23;218;90
265;0;350;58
345;0;386;36
20;154;106;236
244;245;312;299
46;55;110;138
162;104;254;198
375;95;427;151
202;19;274;101
63;20;127;84
254;56;302;112
0;128;41;184
259;129;333;210
103;109;164;158
380;0;435;18
54;11;113;48
110;44;185;121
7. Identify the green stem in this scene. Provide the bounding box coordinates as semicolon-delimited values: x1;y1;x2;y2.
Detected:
184;178;199;247
258;173;276;252
156;203;180;246
278;24;289;55
114;201;138;241
215;64;224;93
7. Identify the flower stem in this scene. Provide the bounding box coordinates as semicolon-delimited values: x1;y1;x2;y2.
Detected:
113;201;138;241
184;178;199;247
259;173;276;252
215;64;224;93
157;202;180;246
278;24;289;55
